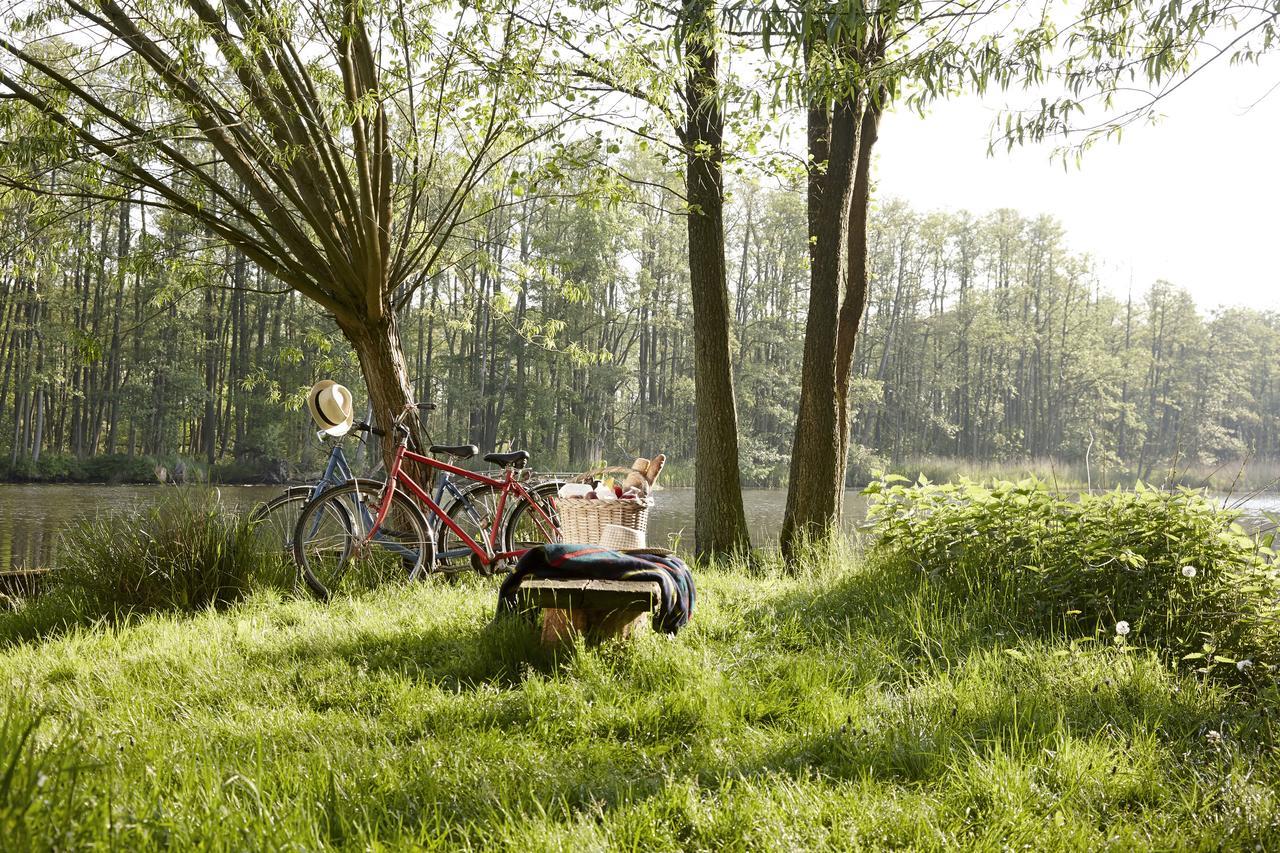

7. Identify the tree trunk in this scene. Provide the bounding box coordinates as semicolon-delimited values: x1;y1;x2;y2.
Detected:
202;284;218;466
834;101;882;474
337;312;421;469
780;97;861;559
681;0;750;559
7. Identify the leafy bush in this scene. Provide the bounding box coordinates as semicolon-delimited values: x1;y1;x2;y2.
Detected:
49;489;293;617
1;452;159;483
79;453;160;483
865;477;1280;680
0;453;84;482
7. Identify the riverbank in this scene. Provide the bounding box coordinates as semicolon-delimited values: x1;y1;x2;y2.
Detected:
4;546;1279;848
0;452;292;485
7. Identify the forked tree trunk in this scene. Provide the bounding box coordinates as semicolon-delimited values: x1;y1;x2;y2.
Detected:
682;0;751;559
780;98;861;560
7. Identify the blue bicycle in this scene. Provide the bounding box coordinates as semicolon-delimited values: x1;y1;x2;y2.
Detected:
247;420;383;558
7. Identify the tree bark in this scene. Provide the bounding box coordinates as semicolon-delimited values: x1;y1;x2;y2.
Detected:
336;312;421;470
780;97;861;559
681;0;751;559
835;101;882;472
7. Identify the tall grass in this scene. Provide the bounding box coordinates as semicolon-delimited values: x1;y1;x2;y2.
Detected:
43;489;293;622
0;695;94;849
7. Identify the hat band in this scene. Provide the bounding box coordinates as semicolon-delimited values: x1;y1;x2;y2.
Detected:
312;391;343;428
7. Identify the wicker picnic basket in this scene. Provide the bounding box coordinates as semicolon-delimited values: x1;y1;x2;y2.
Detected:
556;496;654;547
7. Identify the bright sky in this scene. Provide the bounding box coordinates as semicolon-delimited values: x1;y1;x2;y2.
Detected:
875;56;1280;314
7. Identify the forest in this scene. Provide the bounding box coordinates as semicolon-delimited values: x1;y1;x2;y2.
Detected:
2;169;1275;489
3;0;1271;559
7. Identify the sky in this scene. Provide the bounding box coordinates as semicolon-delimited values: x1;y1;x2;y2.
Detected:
874;56;1280;314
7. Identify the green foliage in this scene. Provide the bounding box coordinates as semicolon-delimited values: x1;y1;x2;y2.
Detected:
0;453;202;484
866;477;1280;680
78;453;161;484
47;489;292;619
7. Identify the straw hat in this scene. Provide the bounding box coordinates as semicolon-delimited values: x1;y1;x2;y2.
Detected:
307;380;354;437
599;523;646;551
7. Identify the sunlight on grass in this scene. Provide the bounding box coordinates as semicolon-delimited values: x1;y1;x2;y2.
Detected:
2;538;1278;849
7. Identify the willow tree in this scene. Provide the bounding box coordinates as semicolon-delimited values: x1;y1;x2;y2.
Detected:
0;0;576;440
1004;0;1280;153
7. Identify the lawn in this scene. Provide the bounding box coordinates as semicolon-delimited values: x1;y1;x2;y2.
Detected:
4;545;1277;850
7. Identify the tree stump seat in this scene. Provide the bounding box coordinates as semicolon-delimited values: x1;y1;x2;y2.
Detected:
517;578;661;646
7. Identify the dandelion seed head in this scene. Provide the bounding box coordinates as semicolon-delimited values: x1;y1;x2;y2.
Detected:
1238;659;1253;672
1182;566;1197;578
1115;621;1131;636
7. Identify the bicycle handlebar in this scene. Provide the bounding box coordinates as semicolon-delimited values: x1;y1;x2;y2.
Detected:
387;402;437;445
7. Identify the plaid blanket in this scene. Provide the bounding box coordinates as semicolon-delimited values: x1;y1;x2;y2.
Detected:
497;544;696;634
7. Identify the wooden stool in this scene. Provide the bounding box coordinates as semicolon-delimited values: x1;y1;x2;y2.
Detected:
517;578;661;646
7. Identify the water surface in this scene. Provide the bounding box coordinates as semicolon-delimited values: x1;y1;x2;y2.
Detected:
1;483;1277;570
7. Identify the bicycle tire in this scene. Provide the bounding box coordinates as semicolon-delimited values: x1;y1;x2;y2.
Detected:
293;480;435;600
437;481;500;575
499;480;563;570
247;486;316;558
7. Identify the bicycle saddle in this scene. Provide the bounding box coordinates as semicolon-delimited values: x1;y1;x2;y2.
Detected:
429;443;478;459
484;450;530;469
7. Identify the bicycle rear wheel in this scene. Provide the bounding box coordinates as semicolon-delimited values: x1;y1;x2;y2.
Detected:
293;481;435;600
248;486;324;556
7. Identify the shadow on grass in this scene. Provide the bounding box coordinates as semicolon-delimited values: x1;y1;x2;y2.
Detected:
246;610;560;693
8;554;1270;848
280;564;1267;844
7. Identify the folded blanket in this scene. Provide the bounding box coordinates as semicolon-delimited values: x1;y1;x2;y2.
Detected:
497;544;696;634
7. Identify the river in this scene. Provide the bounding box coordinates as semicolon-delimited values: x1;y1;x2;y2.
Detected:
1;484;1278;571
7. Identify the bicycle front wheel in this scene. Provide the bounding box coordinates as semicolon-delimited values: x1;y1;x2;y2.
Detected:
501;481;562;566
437;482;501;574
293;481;435;600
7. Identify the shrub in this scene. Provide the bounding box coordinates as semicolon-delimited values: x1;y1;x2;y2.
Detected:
0;453;85;482
79;453;159;483
865;477;1280;681
1;453;158;483
49;489;293;617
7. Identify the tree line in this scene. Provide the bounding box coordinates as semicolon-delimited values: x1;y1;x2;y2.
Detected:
0;0;1274;557
4;169;1277;492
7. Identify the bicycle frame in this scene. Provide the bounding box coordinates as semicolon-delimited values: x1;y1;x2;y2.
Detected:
371;443;559;567
312;437;471;536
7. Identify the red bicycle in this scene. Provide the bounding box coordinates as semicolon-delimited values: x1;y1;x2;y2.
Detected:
292;403;560;597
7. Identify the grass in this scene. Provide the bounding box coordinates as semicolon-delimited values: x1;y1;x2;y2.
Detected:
3;540;1280;850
